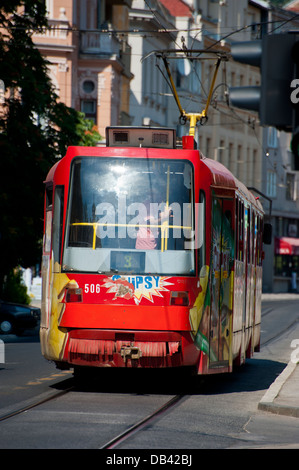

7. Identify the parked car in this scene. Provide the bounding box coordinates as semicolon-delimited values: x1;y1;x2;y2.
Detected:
0;299;40;335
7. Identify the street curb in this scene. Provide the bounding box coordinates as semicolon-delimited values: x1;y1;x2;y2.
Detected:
258;361;299;418
262;293;299;301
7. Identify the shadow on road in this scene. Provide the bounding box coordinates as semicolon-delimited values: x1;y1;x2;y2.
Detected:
0;327;40;343
50;357;287;398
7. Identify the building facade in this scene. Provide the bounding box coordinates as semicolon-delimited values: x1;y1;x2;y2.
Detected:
29;0;299;292
128;0;264;188
127;0;299;293
33;0;133;137
261;2;299;292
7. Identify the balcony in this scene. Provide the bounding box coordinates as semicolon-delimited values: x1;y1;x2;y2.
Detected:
79;31;121;57
33;18;70;42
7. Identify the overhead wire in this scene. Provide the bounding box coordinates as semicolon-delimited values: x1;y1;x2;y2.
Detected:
3;3;299;157
4;14;299;37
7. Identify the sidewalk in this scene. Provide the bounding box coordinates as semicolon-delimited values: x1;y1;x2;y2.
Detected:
258;360;299;418
259;292;299;418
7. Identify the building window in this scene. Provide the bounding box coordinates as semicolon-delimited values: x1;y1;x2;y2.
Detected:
288;222;298;237
206;137;211;159
266;170;277;198
275;255;299;277
218;140;225;163
286;173;297;201
190;61;201;95
82;80;95;94
176;60;201;95
267;127;277;148
81;99;97;122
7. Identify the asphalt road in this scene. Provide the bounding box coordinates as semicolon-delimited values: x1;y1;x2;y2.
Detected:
0;297;298;450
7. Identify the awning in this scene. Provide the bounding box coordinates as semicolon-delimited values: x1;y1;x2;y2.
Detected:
275;237;299;255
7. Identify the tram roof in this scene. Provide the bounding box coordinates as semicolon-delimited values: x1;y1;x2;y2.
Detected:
201;156;263;211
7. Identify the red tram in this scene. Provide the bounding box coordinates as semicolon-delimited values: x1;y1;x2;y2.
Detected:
40;126;269;375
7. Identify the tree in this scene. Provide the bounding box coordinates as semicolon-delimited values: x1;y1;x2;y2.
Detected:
269;0;290;6
0;1;101;295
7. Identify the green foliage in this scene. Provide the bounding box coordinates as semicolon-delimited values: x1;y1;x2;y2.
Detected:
76;112;102;146
0;1;102;290
1;268;30;305
268;0;290;6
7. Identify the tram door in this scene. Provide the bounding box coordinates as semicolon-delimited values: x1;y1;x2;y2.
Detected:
41;185;53;331
210;196;234;367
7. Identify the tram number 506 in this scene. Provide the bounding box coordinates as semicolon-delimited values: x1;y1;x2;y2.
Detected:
84;283;101;294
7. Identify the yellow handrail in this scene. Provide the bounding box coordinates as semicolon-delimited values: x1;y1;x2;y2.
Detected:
71;222;192;250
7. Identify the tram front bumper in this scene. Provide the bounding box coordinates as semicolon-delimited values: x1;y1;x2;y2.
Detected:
63;329;195;368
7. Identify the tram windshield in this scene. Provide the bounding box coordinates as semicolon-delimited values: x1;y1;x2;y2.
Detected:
62;157;195;275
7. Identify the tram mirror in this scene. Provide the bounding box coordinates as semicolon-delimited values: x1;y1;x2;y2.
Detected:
263;223;272;245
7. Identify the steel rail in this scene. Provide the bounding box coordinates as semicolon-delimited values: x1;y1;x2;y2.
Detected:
261;319;299;348
0;387;73;422
100;394;184;449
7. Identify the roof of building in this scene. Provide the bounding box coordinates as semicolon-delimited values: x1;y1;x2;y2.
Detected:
249;0;270;10
284;0;299;12
159;0;193;18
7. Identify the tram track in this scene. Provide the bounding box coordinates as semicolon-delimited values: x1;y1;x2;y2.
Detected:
0;386;74;422
0;320;297;449
1;302;297;447
0;373;186;449
1;315;296;438
98;309;299;449
261;318;299;348
261;299;299;348
100;394;185;449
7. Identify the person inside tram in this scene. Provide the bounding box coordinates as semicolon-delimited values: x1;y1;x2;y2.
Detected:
135;187;172;250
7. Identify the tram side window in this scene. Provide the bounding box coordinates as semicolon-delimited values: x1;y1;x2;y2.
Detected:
249;210;255;265
45;186;53;210
257;216;263;266
240;206;242;258
235;199;239;259
236;199;244;262
198;190;206;270
44;185;53;254
52;186;64;264
256;216;259;266
251;212;257;264
247;209;251;264
67;160;94;248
